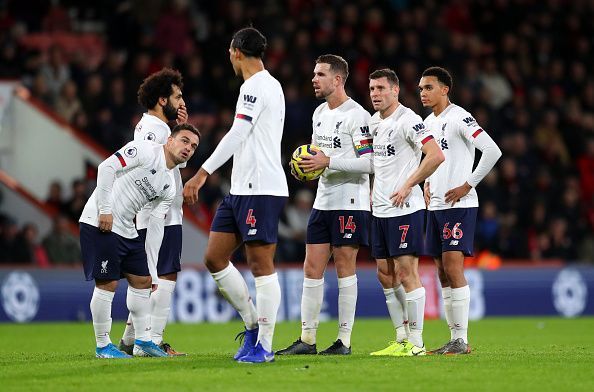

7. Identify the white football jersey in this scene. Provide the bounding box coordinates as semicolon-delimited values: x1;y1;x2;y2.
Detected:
79;140;176;238
424;103;484;210
228;70;288;196
312;98;372;211
133;113;183;229
371;104;435;217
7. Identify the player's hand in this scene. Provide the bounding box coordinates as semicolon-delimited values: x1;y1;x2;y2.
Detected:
298;150;329;172
390;185;412;208
183;168;208;205
423;182;431;207
98;214;113;232
176;104;188;124
445;182;472;206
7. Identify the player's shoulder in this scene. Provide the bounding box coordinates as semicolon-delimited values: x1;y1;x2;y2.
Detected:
344;98;371;120
445;104;472;120
370;111;382;125
400;105;423;124
313;102;329;117
134;113;170;142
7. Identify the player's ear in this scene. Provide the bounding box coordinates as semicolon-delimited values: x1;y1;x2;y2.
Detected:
158;96;167;107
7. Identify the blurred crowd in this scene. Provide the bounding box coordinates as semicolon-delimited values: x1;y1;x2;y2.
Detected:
0;0;593;264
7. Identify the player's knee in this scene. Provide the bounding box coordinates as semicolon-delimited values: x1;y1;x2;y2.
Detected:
376;269;392;288
204;256;227;274
443;262;462;281
303;261;323;279
128;275;151;289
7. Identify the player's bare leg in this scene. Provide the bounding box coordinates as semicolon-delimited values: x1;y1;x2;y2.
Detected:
238;241;280;361
277;243;331;355
318;245;357;355
396;255;426;355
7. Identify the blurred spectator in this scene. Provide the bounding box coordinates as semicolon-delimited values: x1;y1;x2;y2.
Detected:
0;217;21;263
13;223;50;266
63;179;87;222
278;189;314;262
46;180;65;212
42;215;81;265
39;45;70;104
54;80;82;123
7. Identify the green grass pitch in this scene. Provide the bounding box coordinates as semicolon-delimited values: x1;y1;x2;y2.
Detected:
1;318;593;391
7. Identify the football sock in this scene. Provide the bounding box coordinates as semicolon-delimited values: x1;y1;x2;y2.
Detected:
394;284;410;337
406;287;426;348
255;273;281;352
150;279;176;345
300;277;324;345
211;262;258;330
127;286;151;342
90;287;114;348
337;275;357;348
442;286;454;340
121;314;135;345
383;288;407;342
451;285;470;344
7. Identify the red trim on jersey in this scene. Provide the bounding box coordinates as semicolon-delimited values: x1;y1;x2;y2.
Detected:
472;129;483;138
114;151;127;167
421;135;434;145
360;138;372;145
235;113;253;123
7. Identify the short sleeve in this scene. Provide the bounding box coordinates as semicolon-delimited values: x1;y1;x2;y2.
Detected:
134;118;170;144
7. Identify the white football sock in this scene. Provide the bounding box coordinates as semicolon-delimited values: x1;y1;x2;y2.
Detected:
451;285;470;343
211;262;258;330
383;288;406;342
90;287;114;348
126;286;151;342
150;279;176;345
121;313;135;345
300;277;324;345
406;287;426;348
337;275;357;348
394;284;410;338
442;286;454;340
255;273;281;352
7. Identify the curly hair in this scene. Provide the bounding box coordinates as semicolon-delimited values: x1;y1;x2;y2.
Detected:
137;68;183;110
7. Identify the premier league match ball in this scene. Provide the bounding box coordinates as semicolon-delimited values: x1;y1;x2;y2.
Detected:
290;144;325;181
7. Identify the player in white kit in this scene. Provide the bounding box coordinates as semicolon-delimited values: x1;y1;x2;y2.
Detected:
276;54;372;356
79;125;200;358
119;68;190;356
419;66;501;354
364;69;444;357
183;27;288;363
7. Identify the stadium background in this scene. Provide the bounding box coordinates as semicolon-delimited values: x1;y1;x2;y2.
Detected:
0;0;593;324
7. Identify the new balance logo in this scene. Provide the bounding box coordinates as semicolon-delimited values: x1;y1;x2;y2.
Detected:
248;228;258;236
343;233;353;239
243;95;257;103
101;260;109;274
440;138;449;150
449;240;459;245
399;243;408;249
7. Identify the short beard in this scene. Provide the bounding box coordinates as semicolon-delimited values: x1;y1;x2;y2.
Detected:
163;100;178;121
